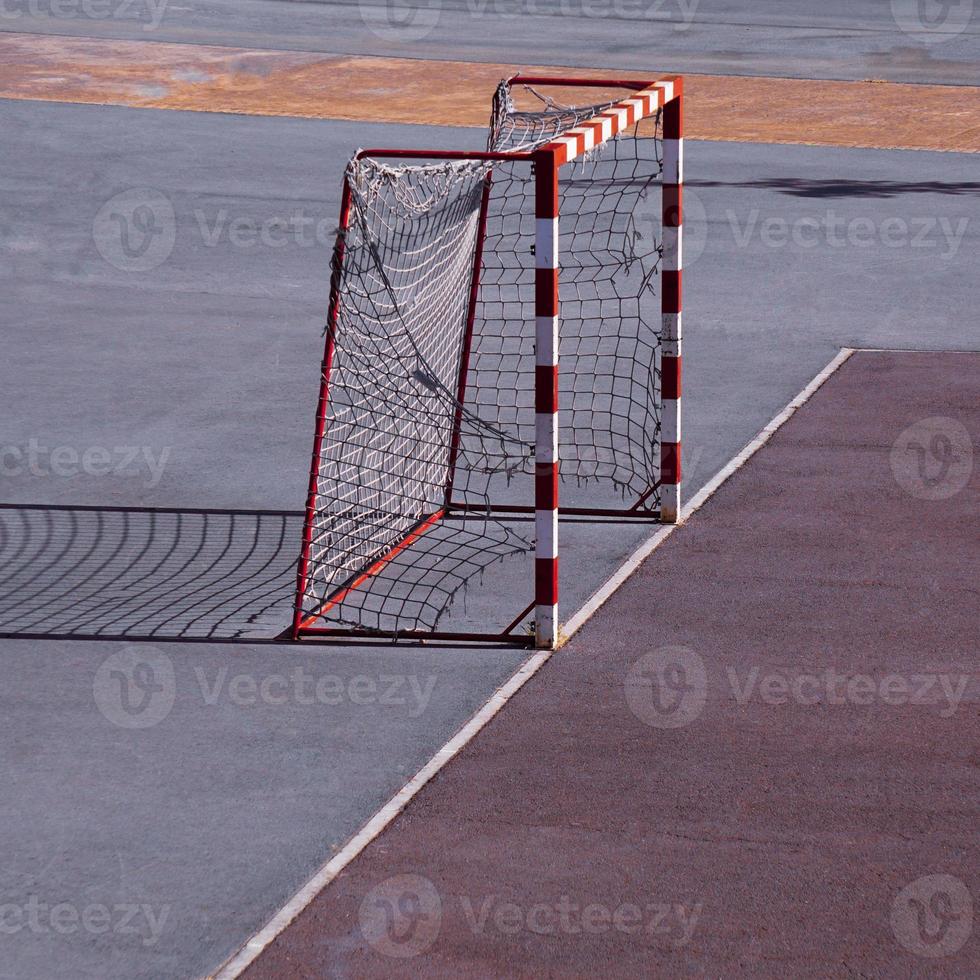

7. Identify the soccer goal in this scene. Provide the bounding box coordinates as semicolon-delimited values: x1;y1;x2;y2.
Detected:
292;75;683;649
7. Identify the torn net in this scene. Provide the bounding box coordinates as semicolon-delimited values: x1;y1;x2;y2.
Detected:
477;80;665;498
299;82;664;635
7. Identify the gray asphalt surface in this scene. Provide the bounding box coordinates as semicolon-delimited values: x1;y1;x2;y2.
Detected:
1;0;978;84
0;96;977;978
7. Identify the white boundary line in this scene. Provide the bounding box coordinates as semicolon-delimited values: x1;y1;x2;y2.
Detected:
210;346;855;979
842;346;979;355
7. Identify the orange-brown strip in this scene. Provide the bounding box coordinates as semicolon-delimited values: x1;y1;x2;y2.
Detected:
0;34;977;152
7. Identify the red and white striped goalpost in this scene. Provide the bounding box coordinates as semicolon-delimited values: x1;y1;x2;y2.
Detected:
659;79;683;525
533;145;560;649
530;76;684;648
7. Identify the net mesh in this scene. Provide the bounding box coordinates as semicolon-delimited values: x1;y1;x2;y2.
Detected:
474;81;664;498
299;81;664;636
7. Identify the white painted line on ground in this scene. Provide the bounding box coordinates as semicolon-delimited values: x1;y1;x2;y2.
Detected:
210;345;856;979
846;346;980;354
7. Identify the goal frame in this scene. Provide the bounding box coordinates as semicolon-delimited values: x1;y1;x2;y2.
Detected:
292;75;683;650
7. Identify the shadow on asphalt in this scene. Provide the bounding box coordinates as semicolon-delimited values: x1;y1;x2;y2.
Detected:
688;178;980;198
0;504;300;641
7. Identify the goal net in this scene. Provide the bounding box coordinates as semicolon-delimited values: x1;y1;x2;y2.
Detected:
293;76;682;646
476;81;664;501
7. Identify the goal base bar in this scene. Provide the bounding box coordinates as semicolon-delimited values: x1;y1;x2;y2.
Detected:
292;626;535;647
447;503;661;520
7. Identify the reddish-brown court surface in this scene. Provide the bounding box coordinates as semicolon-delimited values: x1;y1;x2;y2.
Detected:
243;351;978;977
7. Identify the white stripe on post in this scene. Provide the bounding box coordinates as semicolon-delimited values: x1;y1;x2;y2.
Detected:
603;107;629;132
662;313;682;345
534;219;558;269
661;394;681;445
663;137;684;185
662;223;682;272
535;315;559;371
536;506;558;559
554;135;579;162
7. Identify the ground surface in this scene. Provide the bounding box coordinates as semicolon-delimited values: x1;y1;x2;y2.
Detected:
1;0;978;84
243;350;980;978
0;2;978;977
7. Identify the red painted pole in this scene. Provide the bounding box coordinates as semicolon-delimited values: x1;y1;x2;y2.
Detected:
292;176;353;639
445;171;494;505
